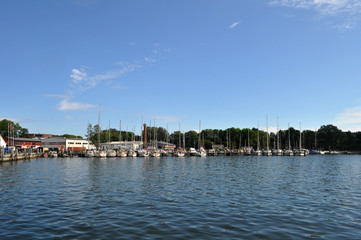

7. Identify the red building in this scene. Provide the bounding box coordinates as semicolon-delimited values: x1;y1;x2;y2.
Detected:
4;137;42;148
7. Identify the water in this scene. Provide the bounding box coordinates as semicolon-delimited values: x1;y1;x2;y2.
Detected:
1;155;361;239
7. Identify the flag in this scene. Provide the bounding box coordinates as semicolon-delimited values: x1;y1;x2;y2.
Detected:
11;124;14;130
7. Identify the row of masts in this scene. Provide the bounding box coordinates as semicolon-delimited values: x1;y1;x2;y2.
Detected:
94;105;307;151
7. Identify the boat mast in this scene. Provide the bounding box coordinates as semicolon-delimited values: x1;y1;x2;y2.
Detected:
299;122;302;150
239;132;242;149
277;117;279;150
87;120;90;150
179;122;181;148
315;128;317;149
108;120;110;143
257;121;260;151
288;122;291;150
141;117;143;143
144;123;147;149
97;104;101;150
199;120;201;149
247;129;250;149
266;115;269;151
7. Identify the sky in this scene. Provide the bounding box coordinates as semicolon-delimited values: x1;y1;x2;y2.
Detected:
1;0;361;137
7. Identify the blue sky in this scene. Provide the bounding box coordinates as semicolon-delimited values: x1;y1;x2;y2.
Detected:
1;0;361;136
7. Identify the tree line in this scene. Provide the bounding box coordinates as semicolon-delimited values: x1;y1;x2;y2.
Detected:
86;123;361;151
2;119;361;151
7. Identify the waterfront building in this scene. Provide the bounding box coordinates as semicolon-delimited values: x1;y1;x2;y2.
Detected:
41;137;95;151
100;141;143;150
4;137;42;148
0;135;6;148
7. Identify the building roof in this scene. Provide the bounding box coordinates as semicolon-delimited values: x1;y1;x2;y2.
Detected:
6;137;41;142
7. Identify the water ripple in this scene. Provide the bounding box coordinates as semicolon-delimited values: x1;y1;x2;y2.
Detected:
1;155;361;239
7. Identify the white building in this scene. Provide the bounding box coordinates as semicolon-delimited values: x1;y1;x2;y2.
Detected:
0;135;7;148
41;137;95;151
100;141;143;150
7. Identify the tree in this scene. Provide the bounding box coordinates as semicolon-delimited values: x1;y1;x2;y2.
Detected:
0;119;27;138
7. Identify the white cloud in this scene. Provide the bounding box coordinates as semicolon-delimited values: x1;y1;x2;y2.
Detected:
69;62;140;92
270;0;361;29
333;106;361;131
0;116;31;123
228;21;241;29
144;57;156;63
58;99;95;111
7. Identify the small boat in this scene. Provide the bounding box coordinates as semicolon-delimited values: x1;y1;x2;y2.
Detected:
151;150;161;157
284;149;294;156
116;150;127;157
272;149;283;156
262;149;272;156
129;150;137;157
95;150;106;158
208;149;216;156
106;149;117;157
85;150;94;158
138;149;149;157
253;150;262;156
189;148;197;156
197;147;207;157
244;147;252;155
160;149;169;157
175;148;185;157
49;151;58;158
294;149;305;156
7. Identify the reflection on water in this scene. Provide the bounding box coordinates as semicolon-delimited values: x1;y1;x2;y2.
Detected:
1;155;361;239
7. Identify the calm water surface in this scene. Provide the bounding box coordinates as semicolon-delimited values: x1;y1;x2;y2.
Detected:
1;155;361;239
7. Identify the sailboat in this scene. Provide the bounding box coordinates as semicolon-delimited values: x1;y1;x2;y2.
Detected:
272;117;283;156
197;121;207;157
94;104;106;158
294;122;305;156
138;123;149;157
284;123;294;156
253;122;262;156
176;123;185;157
263;116;272;156
244;129;252;155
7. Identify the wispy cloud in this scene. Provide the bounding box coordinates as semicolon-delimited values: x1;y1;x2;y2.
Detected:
144;57;156;63
58;99;96;111
0;116;32;123
270;0;361;29
228;21;241;29
333;106;361;131
69;62;140;93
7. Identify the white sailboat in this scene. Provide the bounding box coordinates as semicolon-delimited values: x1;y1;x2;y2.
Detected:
284;123;294;156
273;117;283;156
95;104;106;158
197;120;207;157
263;115;272;156
294;122;305;156
253;122;262;156
106;149;117;157
244;129;252;155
